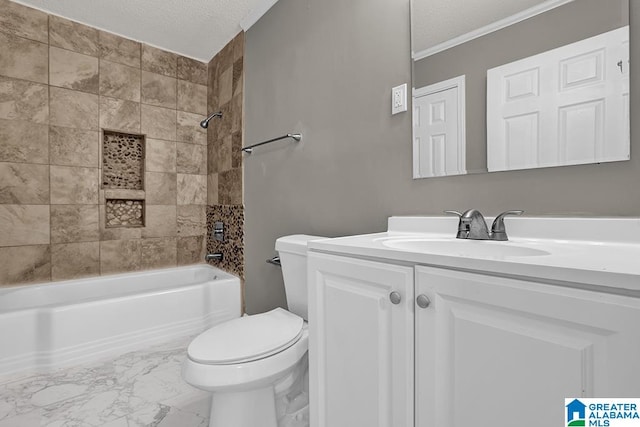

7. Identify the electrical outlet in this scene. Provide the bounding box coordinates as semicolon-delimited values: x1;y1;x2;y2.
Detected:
392;83;407;115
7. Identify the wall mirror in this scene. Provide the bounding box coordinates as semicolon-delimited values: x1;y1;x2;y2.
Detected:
410;0;630;178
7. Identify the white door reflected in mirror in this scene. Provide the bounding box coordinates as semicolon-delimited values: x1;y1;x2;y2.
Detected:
413;75;466;178
487;26;630;172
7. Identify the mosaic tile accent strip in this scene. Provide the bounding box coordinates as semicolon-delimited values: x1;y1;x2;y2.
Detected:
206;204;244;279
105;199;144;227
102;131;145;189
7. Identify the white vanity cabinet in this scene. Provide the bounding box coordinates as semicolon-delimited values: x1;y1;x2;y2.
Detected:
308;250;640;427
415;265;640;427
308;252;414;427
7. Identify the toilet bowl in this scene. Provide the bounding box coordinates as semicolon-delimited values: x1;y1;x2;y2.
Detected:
182;235;323;427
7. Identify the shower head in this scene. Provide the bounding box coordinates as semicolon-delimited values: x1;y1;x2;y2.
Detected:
200;111;223;129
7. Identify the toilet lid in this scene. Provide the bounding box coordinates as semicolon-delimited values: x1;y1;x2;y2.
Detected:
188;308;304;365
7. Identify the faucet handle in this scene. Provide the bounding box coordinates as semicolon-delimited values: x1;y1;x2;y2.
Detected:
444;210;468;239
491;210;524;241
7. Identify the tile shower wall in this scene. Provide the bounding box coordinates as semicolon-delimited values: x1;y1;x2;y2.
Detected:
206;33;245;279
0;0;209;285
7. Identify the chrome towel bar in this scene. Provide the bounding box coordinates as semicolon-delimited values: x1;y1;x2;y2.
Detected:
242;133;302;154
266;256;281;267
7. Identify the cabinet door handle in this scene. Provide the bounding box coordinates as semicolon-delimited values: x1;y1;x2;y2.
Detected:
389;291;402;304
416;294;431;308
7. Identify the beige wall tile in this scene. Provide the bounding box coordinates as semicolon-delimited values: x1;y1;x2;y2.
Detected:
177;142;206;175
231;31;244;63
50;126;99;168
100;239;141;274
141;237;177;269
141;71;177;109
177;174;207;205
207;59;219;111
0;119;48;164
177;111;207;145
0;32;48;84
232;58;244;97
0;204;49;246
146;138;176;173
51;205;99;243
99;96;141;133
232;131;243;169
142;205;177;238
141;45;177;77
0;245;50;285
0;162;49;204
207;173;218;205
218;66;233;106
215;41;233;79
99;31;141;68
177;80;207;115
177;204;206;237
231;93;243;133
50;166;99;204
0;0;48;43
99;60;141;102
177;57;207;85
219;167;242;206
218;135;232;172
177;235;205;265
50;87;99;130
141;104;176;140
145;172;177;204
49;47;99;94
49;15;100;57
0;76;48;123
207;140;218;175
217;102;232;138
51;242;100;281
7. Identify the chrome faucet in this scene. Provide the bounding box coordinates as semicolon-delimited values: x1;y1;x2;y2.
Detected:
205;253;223;262
445;209;523;241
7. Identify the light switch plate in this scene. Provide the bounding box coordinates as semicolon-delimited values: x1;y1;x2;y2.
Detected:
392;83;407;114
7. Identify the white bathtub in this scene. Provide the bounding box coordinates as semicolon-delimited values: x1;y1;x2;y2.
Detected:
0;265;241;380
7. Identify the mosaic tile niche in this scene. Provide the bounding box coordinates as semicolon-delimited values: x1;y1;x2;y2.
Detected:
103;131;145;190
105;199;144;228
102;131;146;228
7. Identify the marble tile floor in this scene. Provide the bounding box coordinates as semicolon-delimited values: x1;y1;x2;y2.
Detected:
0;336;211;427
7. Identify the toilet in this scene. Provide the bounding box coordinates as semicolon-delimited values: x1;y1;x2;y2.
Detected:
182;234;322;427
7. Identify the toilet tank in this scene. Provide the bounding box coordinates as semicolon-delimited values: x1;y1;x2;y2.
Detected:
275;234;324;321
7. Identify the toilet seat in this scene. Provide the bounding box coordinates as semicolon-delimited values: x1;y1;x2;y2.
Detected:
187;308;304;365
182;324;309;392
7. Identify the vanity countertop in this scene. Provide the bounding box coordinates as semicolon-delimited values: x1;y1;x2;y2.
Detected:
307;216;640;294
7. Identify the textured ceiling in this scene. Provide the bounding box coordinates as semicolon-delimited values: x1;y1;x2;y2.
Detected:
411;0;560;54
12;0;276;62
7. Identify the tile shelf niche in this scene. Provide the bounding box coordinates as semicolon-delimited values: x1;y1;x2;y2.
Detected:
102;130;146;228
105;199;145;228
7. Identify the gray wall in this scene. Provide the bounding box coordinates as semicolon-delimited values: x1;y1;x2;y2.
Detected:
413;0;629;173
244;0;640;314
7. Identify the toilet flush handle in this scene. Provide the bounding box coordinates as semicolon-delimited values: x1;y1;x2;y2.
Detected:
389;291;402;305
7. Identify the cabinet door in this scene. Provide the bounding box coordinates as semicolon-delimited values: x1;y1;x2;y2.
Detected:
308;253;414;427
415;265;640;427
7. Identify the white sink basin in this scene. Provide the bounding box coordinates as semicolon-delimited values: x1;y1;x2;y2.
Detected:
380;238;550;258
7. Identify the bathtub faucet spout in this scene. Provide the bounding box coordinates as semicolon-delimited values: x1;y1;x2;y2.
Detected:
205;253;223;262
